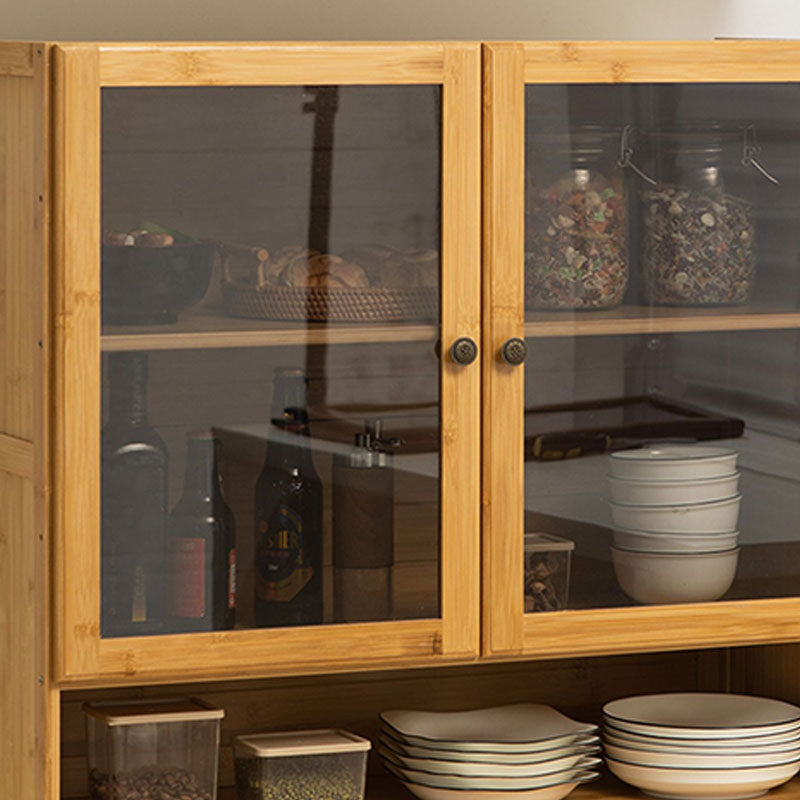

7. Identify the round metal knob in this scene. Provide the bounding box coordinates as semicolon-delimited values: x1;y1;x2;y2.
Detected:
501;337;527;366
450;337;478;366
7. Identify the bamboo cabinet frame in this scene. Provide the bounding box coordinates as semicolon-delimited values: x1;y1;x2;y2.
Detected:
52;42;482;685
11;36;800;696
482;40;800;661
5;36;800;800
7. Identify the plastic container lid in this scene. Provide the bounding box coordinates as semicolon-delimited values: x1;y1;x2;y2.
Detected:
234;729;371;759
82;698;224;726
525;532;575;553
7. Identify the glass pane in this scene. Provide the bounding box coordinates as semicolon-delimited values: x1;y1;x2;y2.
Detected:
100;86;441;637
524;83;800;612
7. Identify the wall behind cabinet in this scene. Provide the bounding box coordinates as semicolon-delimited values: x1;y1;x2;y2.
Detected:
3;1;799;46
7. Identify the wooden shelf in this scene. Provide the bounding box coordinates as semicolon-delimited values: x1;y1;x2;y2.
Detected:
101;311;438;351
525;304;800;339
100;305;800;350
69;774;800;800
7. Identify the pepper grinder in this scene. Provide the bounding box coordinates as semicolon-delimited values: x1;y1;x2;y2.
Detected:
332;420;398;622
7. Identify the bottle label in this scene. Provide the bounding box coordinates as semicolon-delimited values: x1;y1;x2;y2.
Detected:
228;549;237;610
255;505;312;603
171;537;206;619
131;563;147;623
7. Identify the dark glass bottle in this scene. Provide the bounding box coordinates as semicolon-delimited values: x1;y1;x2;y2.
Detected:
169;432;236;633
101;352;168;637
254;368;323;628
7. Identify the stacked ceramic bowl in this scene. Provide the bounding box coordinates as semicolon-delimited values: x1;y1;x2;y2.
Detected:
607;445;741;604
602;693;800;800
378;704;600;800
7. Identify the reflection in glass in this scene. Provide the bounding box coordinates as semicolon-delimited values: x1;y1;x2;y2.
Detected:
524;83;800;613
100;85;442;637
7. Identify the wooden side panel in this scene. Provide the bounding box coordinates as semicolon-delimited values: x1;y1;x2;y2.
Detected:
52;45;102;680
0;473;41;799
522;40;800;84
99;43;446;86
0;42;57;800
0;432;35;479
0;41;35;77
481;43;526;656
440;44;481;657
0;58;38;440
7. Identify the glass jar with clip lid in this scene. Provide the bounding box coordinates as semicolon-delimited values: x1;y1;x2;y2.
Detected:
525;124;629;310
628;124;779;306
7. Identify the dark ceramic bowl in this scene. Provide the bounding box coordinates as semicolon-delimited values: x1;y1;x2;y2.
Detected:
102;243;216;325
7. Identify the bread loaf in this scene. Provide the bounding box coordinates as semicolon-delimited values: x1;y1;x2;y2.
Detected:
405;248;439;288
242;243;438;290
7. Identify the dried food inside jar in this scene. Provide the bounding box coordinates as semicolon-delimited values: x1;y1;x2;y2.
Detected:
525;173;628;310
523;534;574;613
88;765;213;800
235;754;363;800
641;183;755;306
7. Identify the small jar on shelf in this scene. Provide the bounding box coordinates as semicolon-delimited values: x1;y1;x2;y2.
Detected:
525;125;629;310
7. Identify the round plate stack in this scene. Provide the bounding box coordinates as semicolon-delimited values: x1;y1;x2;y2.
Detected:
603;693;800;800
378;704;600;800
607;445;742;604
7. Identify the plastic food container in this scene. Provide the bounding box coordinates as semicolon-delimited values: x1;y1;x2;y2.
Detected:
83;698;224;800
234;729;371;800
524;532;575;612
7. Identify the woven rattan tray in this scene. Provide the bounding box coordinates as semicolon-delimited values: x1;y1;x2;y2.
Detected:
220;246;438;323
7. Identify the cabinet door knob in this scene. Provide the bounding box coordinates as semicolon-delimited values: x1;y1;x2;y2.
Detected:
450;337;478;366
501;337;527;366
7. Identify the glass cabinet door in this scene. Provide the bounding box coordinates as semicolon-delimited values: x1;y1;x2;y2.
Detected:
54;44;480;682
483;42;800;659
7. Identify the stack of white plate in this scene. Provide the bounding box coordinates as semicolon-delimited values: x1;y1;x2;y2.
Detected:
603;693;800;800
378;704;600;800
607;445;742;604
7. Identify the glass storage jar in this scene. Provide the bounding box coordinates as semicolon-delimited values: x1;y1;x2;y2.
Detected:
525;125;628;310
638;126;760;307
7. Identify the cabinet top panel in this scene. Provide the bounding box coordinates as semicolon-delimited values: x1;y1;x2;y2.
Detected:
512;40;800;83
46;42;470;87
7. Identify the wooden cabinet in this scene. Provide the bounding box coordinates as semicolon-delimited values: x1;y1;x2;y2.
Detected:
5;38;800;800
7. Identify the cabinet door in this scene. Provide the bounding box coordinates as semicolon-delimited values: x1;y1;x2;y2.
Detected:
53;43;480;683
483;41;800;659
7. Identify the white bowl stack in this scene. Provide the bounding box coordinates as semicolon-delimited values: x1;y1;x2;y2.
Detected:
378;704;600;800
607;445;742;604
602;693;800;800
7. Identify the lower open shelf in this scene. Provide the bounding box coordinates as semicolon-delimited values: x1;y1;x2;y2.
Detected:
68;774;800;800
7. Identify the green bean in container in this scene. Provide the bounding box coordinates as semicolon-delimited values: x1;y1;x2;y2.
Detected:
233;729;371;800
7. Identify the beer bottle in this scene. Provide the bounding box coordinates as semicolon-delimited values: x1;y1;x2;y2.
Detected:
254;368;323;627
169;432;236;632
101;352;168;637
